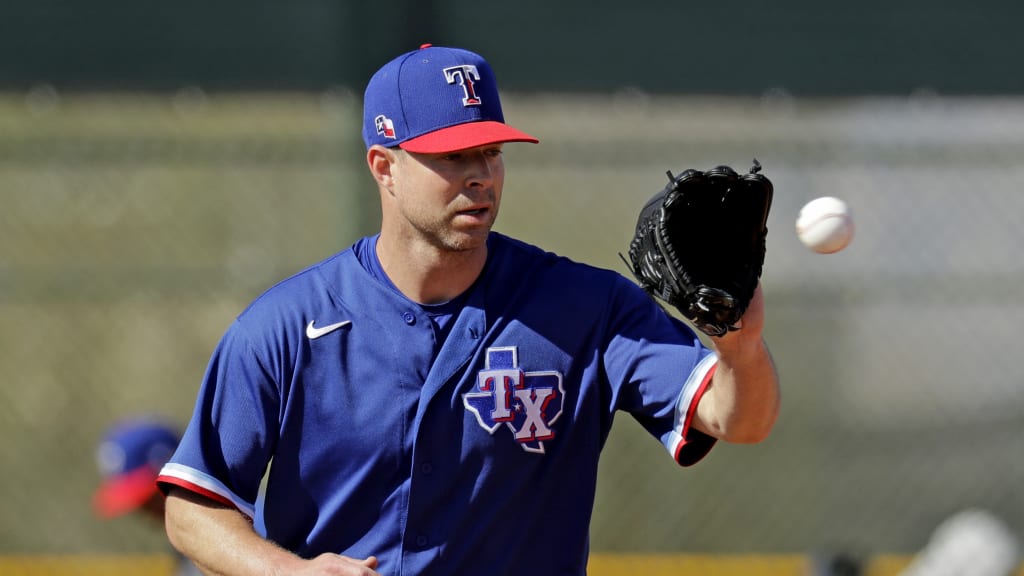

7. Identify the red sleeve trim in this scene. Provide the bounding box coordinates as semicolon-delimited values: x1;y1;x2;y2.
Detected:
673;361;718;467
683;362;716;435
156;475;237;509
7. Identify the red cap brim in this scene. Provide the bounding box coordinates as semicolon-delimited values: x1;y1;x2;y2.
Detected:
93;467;160;518
399;121;539;153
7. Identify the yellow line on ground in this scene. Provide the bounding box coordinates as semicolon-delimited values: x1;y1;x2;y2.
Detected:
0;555;173;576
1;554;1020;575
588;553;809;576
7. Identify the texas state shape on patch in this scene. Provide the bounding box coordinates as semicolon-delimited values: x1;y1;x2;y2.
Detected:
463;346;565;454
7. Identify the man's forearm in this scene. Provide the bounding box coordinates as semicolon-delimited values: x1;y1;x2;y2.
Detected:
702;336;780;443
164;487;302;576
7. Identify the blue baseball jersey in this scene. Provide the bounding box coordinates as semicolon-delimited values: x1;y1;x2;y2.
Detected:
158;232;717;575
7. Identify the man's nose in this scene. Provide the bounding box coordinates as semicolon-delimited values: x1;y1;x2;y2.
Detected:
464;153;494;188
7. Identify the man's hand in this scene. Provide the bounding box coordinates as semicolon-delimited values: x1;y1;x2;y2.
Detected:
291;553;380;576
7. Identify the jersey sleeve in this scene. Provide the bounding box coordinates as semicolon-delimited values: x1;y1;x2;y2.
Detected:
604;276;718;467
157;319;280;518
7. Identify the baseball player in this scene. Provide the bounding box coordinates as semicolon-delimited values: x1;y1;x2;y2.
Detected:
93;419;201;576
157;44;780;576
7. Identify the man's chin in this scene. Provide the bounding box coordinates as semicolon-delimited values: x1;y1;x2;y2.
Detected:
442;228;492;253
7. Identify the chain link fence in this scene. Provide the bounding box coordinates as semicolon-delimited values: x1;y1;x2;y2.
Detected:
1;90;1021;562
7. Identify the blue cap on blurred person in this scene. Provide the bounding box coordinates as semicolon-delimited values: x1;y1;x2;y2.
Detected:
362;44;539;153
93;419;179;518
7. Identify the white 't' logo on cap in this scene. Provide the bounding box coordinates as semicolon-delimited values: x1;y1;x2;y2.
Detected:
443;65;482;106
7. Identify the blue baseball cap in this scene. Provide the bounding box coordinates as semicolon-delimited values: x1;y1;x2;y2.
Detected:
362;44;539;153
93;419;179;518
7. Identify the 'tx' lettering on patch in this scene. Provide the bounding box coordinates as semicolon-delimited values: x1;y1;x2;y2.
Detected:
463;347;565;454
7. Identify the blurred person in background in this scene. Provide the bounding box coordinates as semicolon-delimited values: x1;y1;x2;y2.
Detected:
94;418;201;576
806;508;1021;576
897;508;1020;576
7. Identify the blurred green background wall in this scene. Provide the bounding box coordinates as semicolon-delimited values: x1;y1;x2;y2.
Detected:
5;0;1024;95
0;0;1021;568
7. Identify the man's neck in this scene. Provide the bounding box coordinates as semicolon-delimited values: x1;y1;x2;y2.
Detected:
376;235;488;305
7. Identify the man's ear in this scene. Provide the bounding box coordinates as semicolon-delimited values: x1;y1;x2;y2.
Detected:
367;145;399;189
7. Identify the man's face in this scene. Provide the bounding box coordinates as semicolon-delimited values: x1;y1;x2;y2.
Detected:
388;144;505;253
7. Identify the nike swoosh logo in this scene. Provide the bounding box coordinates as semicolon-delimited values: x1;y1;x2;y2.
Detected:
306;320;352;339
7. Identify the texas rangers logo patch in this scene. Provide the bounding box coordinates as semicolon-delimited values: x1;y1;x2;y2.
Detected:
463;346;564;454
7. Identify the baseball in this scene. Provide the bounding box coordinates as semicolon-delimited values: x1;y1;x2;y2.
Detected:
795;196;855;253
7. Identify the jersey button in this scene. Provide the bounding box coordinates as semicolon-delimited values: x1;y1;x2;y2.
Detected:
403;311;416;325
415;535;428;547
420;462;433;475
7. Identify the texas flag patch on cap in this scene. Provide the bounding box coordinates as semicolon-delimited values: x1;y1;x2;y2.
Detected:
375;115;396;139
